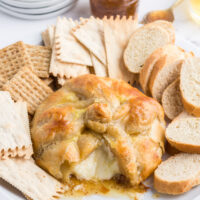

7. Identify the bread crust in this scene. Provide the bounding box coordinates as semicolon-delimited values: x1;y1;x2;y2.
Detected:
167;139;200;154
161;78;183;120
149;48;184;102
154;174;200;195
165;111;200;153
181;91;200;117
179;56;200;117
140;45;178;94
154;153;200;195
124;25;170;74
124;20;175;75
149;55;167;99
139;48;162;94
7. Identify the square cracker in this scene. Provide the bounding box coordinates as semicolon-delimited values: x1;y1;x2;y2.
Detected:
25;44;51;78
3;67;53;115
55;17;92;66
0;92;33;159
0;158;64;200
49;19;90;82
0;41;33;86
103;16;138;83
72;17;107;66
0;75;7;89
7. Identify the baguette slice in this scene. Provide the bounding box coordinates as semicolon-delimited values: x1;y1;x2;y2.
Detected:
152;20;175;43
140;44;179;94
149;48;185;102
166;111;200;153
162;78;183;120
154;153;200;195
124;25;171;74
180;56;200;117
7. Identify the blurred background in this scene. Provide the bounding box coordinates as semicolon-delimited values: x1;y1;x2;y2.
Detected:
0;0;199;48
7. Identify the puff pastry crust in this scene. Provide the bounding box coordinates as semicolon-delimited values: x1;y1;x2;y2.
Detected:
31;74;165;185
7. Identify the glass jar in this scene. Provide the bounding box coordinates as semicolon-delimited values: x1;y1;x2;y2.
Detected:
189;0;200;24
90;0;139;19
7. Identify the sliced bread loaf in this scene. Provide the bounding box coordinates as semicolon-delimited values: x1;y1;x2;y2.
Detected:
149;48;185;102
139;44;179;94
162;78;183;120
152;20;175;43
166;111;200;153
124;25;171;74
180;56;200;117
154;153;200;195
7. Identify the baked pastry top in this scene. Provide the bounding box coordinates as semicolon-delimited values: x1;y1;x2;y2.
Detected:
31;74;165;185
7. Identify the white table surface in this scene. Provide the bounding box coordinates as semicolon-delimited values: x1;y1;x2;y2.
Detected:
0;1;199;200
0;0;199;49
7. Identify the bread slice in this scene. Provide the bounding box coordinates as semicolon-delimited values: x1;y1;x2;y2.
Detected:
166;111;200;153
124;25;171;74
180;56;200;117
149;47;185;102
162;78;183;120
154;153;200;195
139;44;179;94
152;20;175;43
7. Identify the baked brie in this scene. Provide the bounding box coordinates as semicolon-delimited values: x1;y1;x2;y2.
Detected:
31;74;165;185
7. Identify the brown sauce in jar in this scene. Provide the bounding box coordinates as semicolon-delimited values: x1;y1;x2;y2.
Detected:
90;0;139;19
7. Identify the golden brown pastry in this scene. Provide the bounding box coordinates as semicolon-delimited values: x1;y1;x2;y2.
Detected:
31;74;165;185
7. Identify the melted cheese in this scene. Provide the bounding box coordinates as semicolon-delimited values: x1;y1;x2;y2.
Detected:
70;120;165;181
71;145;120;181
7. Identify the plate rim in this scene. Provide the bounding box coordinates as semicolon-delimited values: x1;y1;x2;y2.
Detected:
0;0;75;9
0;0;76;15
0;3;76;20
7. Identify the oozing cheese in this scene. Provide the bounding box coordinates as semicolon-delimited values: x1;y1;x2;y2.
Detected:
71;145;120;181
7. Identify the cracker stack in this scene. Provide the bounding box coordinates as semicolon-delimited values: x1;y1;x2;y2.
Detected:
0;159;64;200
0;41;53;115
0;41;33;86
72;17;108;77
0;92;32;159
42;17;180;86
43;16;141;85
49;17;90;85
25;44;51;78
0;91;64;200
3;67;53;115
0;39;66;200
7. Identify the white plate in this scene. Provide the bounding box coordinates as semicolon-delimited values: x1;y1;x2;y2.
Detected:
0;3;76;20
0;36;199;200
1;0;73;8
0;0;77;15
11;0;61;1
